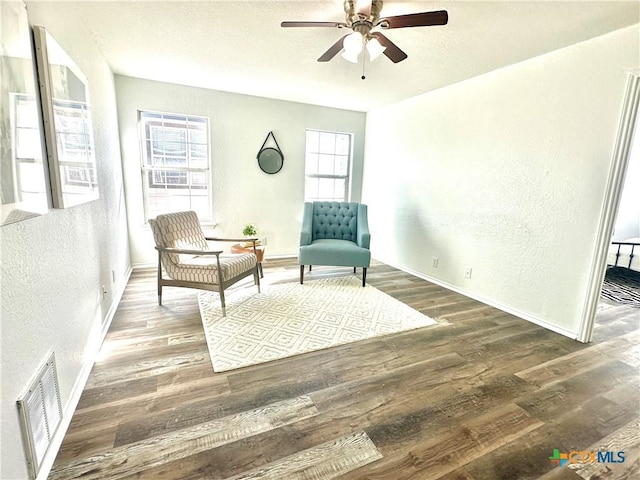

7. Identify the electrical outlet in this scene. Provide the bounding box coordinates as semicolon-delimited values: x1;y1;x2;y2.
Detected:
464;267;472;279
101;285;107;298
111;269;116;283
432;256;439;268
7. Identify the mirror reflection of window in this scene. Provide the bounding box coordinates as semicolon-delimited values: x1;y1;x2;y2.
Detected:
11;95;48;208
1;2;49;225
52;99;97;192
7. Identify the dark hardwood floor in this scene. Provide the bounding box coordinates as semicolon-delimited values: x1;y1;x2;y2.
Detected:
49;259;639;479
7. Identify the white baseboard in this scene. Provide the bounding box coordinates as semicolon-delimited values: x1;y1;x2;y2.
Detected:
37;266;133;480
378;256;578;340
132;262;155;270
264;253;297;260
100;266;133;339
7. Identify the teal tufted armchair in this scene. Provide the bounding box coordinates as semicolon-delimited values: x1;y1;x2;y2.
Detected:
298;201;371;286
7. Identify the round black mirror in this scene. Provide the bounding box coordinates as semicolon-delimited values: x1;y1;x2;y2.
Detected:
257;147;284;174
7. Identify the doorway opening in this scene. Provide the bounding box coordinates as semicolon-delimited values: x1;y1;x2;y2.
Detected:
579;72;640;342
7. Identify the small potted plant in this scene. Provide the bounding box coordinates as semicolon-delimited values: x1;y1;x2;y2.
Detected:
242;224;259;247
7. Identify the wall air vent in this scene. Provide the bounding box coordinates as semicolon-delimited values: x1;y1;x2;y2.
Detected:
16;352;63;479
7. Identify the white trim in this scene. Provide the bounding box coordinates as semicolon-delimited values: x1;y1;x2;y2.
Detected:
100;266;133;339
578;72;640;343
36;266;133;480
377;255;578;340
132;262;156;270
263;254;298;260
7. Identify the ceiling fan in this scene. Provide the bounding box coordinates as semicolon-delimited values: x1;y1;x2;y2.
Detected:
281;0;448;64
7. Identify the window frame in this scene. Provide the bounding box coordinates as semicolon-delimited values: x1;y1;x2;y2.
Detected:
52;98;98;189
304;129;353;203
138;110;212;223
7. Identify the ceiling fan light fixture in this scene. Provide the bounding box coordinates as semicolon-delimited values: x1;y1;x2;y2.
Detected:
341;50;361;63
366;37;386;61
343;31;363;54
341;31;363;63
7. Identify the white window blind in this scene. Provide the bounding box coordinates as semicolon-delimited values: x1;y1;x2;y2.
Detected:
139;111;211;221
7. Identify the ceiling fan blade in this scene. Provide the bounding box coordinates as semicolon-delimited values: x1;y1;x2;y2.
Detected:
379;10;448;29
318;35;350;62
370;32;407;63
281;21;347;28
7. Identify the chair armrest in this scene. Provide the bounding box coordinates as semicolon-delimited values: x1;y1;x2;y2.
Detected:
205;237;258;243
205;237;259;255
156;246;223;256
357;204;370;249
300;202;313;246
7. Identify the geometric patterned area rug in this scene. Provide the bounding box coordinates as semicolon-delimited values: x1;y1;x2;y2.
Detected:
198;276;438;372
601;266;640;308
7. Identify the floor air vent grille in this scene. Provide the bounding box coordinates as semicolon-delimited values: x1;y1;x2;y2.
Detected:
17;352;62;479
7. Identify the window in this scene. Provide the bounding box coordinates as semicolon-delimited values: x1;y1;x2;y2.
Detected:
139;111;211;221
304;129;352;202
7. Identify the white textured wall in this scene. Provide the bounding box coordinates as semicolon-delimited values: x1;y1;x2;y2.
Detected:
0;2;130;479
363;25;639;337
115;76;366;265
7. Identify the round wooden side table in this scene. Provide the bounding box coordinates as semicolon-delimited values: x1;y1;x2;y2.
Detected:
231;244;265;278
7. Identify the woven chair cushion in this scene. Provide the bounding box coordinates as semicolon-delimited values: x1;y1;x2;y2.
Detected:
165;252;256;285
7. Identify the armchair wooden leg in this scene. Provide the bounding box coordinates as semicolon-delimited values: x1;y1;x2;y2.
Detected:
255;267;261;293
220;289;227;317
157;255;163;305
300;265;304;284
353;267;356;273
362;268;367;287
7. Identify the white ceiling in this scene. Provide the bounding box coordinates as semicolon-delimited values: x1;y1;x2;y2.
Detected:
65;0;639;112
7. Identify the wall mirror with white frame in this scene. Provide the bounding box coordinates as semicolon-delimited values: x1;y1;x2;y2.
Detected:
0;2;50;225
33;25;99;209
